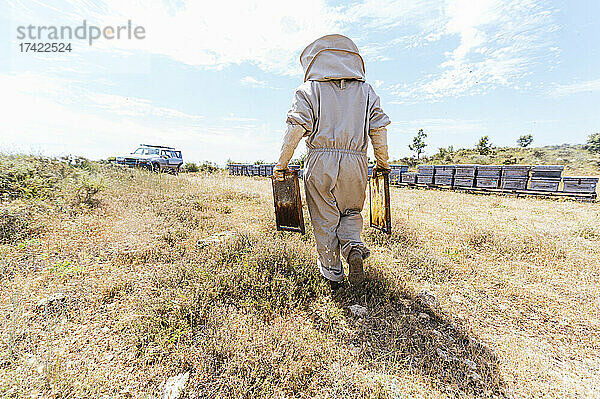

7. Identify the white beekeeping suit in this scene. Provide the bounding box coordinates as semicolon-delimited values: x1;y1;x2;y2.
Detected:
275;34;391;287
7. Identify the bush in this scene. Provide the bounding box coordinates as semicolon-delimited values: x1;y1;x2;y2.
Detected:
184;161;219;173
585;133;600;153
61;155;93;171
183;163;199;173
0;201;41;244
198;161;219;173
435;146;455;162
73;176;103;209
0;155;76;200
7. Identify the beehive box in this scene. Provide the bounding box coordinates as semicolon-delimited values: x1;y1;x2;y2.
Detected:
477;165;502;177
401;172;417;184
434;165;456;176
531;165;564;178
529;178;560;192
434;175;453;186
454;177;474;187
390;164;409;173
502;165;530;178
264;164;275;176
417;174;434;184
368;164;374;177
476;177;500;188
417;165;435;175
562;177;598;193
455;165;477;177
501;177;528;190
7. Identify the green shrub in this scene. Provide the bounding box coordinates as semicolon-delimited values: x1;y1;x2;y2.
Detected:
184;163;199;173
184;161;219;173
0;155;73;200
199;161;219;173
586;133;600;153
73;176;103;209
0;201;42;244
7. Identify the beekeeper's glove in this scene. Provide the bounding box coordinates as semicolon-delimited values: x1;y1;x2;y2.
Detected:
274;124;306;178
369;126;390;171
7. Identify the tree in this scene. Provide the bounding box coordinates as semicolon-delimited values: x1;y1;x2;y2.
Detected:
436;145;455;162
409;129;427;159
476;136;492;155
517;134;534;148
585;133;600;153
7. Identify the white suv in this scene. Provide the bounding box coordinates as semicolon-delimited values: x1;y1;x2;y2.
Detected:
116;144;183;174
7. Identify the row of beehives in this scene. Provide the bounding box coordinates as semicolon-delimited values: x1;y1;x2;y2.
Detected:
227;164;409;180
398;164;598;195
228;164;303;178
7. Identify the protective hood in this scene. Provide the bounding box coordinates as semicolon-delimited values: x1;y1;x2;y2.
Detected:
300;34;365;82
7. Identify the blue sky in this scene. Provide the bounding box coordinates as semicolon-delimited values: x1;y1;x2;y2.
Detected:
1;0;599;164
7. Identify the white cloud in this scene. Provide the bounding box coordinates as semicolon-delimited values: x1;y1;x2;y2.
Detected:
387;0;558;101
549;79;600;97
5;0;559;97
82;0;343;76
4;0;447;76
240;76;268;88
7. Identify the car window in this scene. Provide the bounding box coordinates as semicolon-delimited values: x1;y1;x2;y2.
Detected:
147;148;159;155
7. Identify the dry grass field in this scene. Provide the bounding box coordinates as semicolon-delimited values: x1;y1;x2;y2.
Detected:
1;155;599;398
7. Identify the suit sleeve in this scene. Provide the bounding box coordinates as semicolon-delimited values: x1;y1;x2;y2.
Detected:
286;86;314;133
368;85;391;131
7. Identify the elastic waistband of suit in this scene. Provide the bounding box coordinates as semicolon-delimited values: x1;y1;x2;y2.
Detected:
308;148;367;156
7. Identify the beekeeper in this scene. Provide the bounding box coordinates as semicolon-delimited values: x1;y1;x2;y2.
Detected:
274;34;390;289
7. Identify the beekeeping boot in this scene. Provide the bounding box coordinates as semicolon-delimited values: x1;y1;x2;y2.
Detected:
329;279;343;292
347;248;364;285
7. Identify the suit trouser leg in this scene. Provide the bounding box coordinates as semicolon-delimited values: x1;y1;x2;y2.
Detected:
333;153;370;261
304;152;344;282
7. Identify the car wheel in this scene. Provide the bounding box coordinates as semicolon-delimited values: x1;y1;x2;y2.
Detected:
152;163;160;173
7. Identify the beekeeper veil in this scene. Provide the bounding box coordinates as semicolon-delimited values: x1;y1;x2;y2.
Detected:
300;34;366;82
